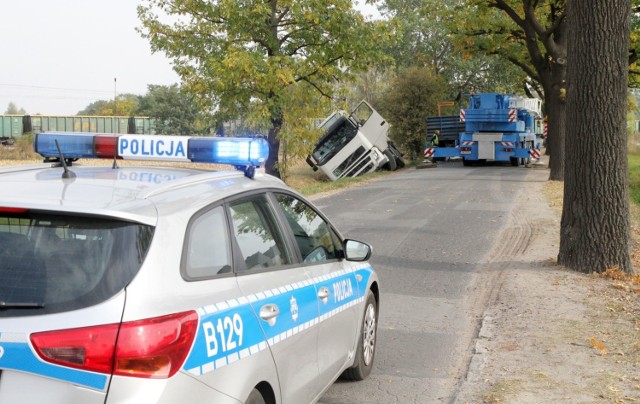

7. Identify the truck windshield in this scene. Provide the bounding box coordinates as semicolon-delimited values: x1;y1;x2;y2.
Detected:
0;211;154;317
312;116;359;165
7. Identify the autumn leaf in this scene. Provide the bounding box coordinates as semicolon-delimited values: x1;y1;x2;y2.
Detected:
589;336;608;356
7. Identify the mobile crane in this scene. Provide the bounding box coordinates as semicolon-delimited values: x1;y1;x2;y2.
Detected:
424;93;542;166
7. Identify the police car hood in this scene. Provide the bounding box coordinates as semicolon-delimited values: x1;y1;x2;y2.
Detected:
0;164;209;225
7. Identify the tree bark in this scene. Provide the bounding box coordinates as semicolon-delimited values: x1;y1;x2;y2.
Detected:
266;114;283;178
544;69;566;181
558;0;632;273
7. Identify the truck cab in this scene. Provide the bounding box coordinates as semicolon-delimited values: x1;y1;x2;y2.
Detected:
306;101;404;181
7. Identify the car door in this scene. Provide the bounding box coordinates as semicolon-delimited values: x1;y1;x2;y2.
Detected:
177;204;280;403
228;193;321;404
271;192;360;392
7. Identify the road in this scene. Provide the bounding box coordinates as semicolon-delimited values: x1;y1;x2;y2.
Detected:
314;161;548;403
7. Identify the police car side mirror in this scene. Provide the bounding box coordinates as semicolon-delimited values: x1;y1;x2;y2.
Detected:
343;239;372;262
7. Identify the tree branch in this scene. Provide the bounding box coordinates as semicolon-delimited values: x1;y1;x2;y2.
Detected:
298;78;333;99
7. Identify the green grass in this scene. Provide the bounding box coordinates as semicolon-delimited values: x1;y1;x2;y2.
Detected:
629;152;640;205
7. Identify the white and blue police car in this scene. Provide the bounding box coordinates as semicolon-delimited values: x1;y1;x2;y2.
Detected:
0;133;379;404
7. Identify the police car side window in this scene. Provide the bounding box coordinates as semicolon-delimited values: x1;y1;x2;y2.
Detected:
229;195;290;271
274;193;339;263
184;206;232;279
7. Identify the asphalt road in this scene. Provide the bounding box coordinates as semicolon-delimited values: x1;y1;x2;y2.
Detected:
314;161;548;403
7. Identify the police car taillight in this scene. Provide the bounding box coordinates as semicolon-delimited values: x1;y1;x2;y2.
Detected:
34;132;269;177
30;310;198;379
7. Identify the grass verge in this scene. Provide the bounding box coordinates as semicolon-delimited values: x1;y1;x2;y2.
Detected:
0;134;38;160
284;160;394;196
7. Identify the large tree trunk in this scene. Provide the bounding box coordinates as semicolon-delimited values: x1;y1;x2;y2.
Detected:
538;27;567;182
545;85;566;181
265;114;283;178
558;0;632;273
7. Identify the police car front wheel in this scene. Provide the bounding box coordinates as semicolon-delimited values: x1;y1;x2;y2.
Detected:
341;290;377;381
245;388;266;404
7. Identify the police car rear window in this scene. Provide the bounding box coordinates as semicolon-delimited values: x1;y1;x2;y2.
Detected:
0;211;153;317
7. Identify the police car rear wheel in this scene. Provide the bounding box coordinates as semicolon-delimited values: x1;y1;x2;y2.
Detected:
245;388;266;404
342;290;377;381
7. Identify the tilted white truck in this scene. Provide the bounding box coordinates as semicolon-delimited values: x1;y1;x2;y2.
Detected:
305;100;404;181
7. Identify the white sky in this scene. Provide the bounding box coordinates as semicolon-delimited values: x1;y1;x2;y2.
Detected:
0;0;381;116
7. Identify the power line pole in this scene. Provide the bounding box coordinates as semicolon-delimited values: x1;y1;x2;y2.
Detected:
114;77;117;116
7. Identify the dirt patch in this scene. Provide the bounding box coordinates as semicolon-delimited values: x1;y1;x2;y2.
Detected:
456;177;640;403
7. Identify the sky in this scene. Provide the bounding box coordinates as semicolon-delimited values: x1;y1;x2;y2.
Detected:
0;0;381;116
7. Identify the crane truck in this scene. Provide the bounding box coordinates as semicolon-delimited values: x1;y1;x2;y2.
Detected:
424;93;542;166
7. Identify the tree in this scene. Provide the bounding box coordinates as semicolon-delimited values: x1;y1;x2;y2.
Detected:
277;82;328;181
379;66;448;158
137;84;213;136
341;68;395;110
381;0;525;94
5;102;26;114
138;0;386;178
557;0;632;273
78;94;139;116
454;0;567;181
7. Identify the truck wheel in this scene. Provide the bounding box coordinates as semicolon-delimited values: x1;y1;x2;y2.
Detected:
510;157;519;166
342;291;377;381
389;143;405;168
463;158;472;166
384;149;397;171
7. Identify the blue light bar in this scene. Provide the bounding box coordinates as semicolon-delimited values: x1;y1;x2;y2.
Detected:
34;133;270;175
34;133;98;159
189;137;269;166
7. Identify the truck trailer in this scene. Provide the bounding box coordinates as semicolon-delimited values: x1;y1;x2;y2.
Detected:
306;100;404;181
424;93;542;166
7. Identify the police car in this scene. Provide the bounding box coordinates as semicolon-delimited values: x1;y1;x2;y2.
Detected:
0;133;379;404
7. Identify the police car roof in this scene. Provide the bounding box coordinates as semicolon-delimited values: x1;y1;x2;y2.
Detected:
0;163;287;225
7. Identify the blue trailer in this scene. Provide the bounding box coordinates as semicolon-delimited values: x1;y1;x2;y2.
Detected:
424;93;541;166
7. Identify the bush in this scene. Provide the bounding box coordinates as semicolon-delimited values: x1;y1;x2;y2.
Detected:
0;134;38;160
378;67;449;160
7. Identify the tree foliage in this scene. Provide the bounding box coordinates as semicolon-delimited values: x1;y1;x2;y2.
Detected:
77;94;139;116
379;66;448;158
4;102;26;115
380;0;526;95
138;0;387;177
137;84;213;135
339;67;395;112
278;82;328;181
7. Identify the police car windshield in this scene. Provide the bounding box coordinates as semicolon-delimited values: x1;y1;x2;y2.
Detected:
0;211;153;317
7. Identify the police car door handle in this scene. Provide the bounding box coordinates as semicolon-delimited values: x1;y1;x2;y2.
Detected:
259;304;280;326
318;287;330;304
